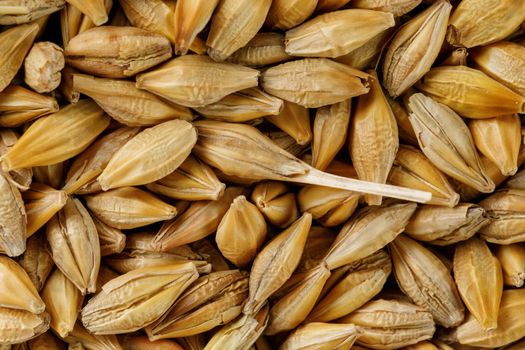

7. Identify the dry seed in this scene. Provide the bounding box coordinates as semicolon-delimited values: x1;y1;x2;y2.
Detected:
316;0;351;12
471;41;525;97
280;322;361;350
119;335;184;350
479;188;525;244
0;170;27;257
251;181;299;228
416;66;525;119
194;88;283;123
146;155;225;202
206;0;272;61
495;244;525;287
62;127;140;195
0;308;50;345
453;289;525;348
297;185;360;227
386;96;418;147
334;27;394;72
261;58;371;108
173;0;219;55
0;23;40;92
382;0;451;97
0;0;64;25
447;0;525;48
388;145;459;207
72;74;193;126
390;235;465;328
194;121;431;203
24;41;64;93
28;332;65;350
469;115;521;176
285;9;395;58
97;119;196;190
265;0;316;30
65;26;171;78
324;202;416;270
0;130;33;190
0;255;45;314
351;0;422;16
63;322;123;350
64;0;108;25
23;183;68;237
146;270;249;339
339;298;435;350
441;47;469;66
136;55;260;108
265;101;312;146
307;250;391;322
404;204;489;246
92;216;125;257
46;198;100;295
18;234;54;292
216;195;267;268
350;71;398;205
453;237;503;330
203;304;269;350
153;187;245;251
227;33;291;67
312;100;351;171
85;187;177;230
81;263;198;335
265;263;331;335
41;268;83;338
192;240;231;273
408;93;495;193
244;213;312;315
0;85;58;128
2;99;109;171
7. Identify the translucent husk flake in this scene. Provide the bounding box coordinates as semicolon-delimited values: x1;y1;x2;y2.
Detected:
2;99;109;171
